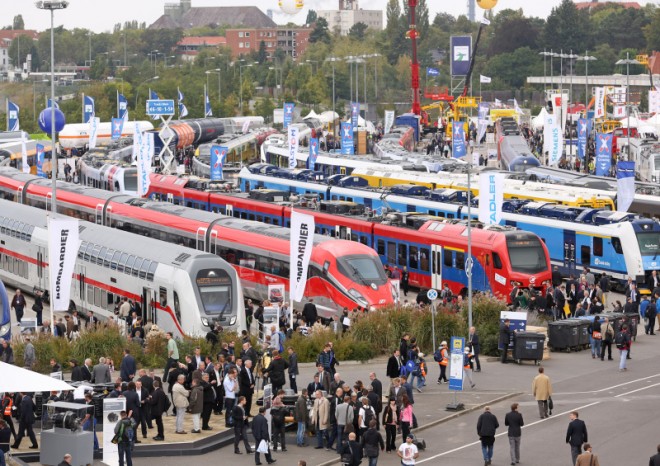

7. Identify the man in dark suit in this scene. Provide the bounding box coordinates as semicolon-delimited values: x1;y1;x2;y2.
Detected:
239;360;256;417
232;396;252;454
252;407;275;465
135;380;150;439
122;382;142;444
566;410;588;466
650;443;660;466
149;380;167;441
386;349;402;380
551;266;562;287
368;372;382;399
307;374;323;401
339;431;363;466
302;299;318;325
91;357;111;384
82;359;93;382
120;349;137;382
11;393;38;449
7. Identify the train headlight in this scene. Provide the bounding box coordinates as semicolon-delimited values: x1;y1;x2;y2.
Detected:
0;323;9;337
229;316;237;325
201;317;210;327
348;289;369;307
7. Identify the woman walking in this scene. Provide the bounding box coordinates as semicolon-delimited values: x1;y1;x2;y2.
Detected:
400;395;413;443
382;399;399;453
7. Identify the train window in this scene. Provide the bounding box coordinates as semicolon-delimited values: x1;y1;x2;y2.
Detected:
139;260;150;279
133;258;143;277
410;246;419;269
91;245;102;264
110;251;120;270
444;249;453;267
257;215;264;222
107;293;114;309
104;249;114;268
159;287;167;307
611;237;623;254
420;248;429;272
360;236;368;246
456;252;465;270
87;284;94;302
593;237;603;257
173;292;181;323
377;239;385;255
98;247;108;266
386;242;396;265
94;287;102;308
248;213;255;221
580;246;591;267
273;219;280;226
398;244;407;267
493;253;502;269
118;253;129;273
125;255;136;275
148;262;157;281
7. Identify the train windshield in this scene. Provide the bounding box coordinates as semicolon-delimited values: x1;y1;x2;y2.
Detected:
636;232;660;256
506;237;547;274
125;172;138;192
196;269;232;315
336;255;388;286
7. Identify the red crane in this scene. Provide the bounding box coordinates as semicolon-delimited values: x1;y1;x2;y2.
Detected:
407;0;421;116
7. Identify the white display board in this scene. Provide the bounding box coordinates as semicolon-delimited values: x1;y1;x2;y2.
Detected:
103;398;126;466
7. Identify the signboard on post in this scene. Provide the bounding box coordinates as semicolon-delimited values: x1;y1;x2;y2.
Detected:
498;310;527;350
448;337;465;391
146;99;175;116
103;398;126;466
450;36;472;76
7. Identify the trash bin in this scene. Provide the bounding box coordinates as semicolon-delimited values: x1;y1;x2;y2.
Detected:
595;312;625;334
512;332;546;365
548;320;580;352
570;318;592;349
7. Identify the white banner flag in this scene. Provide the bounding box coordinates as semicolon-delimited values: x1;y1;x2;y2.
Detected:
88;117;100;150
137;132;154;197
648;90;660;114
613;105;626;118
21;131;29;174
287;126;299;169
594;87;606;119
289;211;315;303
479;75;491;84
551;93;567;131
242;120;251;133
478;172;504;225
48;217;80;312
384;110;395;134
544;115;563;167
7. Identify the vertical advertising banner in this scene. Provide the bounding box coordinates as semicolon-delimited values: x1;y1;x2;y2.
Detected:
616;161;635;212
477;103;489;144
340;122;354;155
478;172;504;225
111;117;124;140
450;36;472;76
308;137;319;171
88;117;100;150
543;115;563;167
102;398;126;466
137;132;155;196
577;118;588;161
384;110;395;134
210;145;227;181
593;87;606;119
48;218;80;312
36;144;45;178
452;125;467;158
289;211;315;302
351;102;359;131
288;126;299;169
649;90;660;114
7;100;19;131
595;133;613;177
448;337;465;391
83;95;95;123
283;102;295;130
117;93;128;120
21;132;29;174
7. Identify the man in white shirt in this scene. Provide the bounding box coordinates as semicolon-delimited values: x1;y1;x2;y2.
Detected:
398;434;420;465
223;368;239;427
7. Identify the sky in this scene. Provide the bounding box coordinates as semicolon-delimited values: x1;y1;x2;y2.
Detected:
7;0;655;33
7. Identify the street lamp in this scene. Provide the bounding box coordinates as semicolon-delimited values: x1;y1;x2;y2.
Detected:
87;31;93;67
305;59;319;74
164;55;175;68
268;66;282;99
615;53;641;159
134;75;159;109
325;56;342;142
576;53;597;110
239;63;254;114
368;53;381;100
206;68;222;115
566;51;578;105
148;49;159;75
539;49;553;92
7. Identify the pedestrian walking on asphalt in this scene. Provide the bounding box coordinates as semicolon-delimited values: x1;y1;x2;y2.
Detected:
589;316;602;359
433;342;448;384
361;419;384;466
499;319;513;364
650;443;660;466
397;434;419;466
616;324;632;371
532;367;552;419
252;407;276;465
600;317;614;361
575;443;600;466
504;403;524;466
399;395;414;443
566;411;588;466
477;406;499;466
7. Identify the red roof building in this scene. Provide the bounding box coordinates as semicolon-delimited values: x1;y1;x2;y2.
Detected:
574;1;641;11
0;30;39;70
225;27;311;61
176;36;227;61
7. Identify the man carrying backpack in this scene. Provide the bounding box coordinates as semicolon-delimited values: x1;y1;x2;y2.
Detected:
616;324;631;372
434;342;448;384
114;411;135;466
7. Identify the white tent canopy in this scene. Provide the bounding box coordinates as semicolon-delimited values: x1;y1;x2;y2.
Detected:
345;115;376;133
0;362;74;393
319;111;339;124
532;107;549;130
618;116;644;128
303;110;320;120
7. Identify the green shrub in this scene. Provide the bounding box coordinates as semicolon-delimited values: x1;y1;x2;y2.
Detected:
72;327;125;366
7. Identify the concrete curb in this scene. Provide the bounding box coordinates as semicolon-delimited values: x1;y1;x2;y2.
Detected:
314;391;523;466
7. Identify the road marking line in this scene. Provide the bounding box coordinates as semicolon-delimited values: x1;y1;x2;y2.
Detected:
614;382;660;398
534;373;660;396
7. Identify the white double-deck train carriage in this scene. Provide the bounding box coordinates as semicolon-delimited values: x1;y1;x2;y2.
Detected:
0;199;244;337
79;140;138;195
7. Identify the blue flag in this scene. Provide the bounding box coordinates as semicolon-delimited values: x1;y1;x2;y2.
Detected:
577;118;588;161
351;102;359;130
340;122;354;155
111;117;124;139
616;161;635;212
118;93;128;120
36;144;45;177
427;67;440;76
83;95;95;123
595;133;613;176
7;100;19;131
308;137;319;171
452;125;467;158
210;145;227;181
204;86;212;117
46;98;59;109
149;89;159;100
283;102;294;129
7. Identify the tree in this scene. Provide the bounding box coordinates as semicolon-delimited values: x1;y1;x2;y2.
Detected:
309;17;331;44
543;0;592;52
416;0;430;42
257;41;267;64
485;47;541;88
13;15;24;30
487;10;541;57
386;0;401;35
348;22;368;41
254;97;276;122
644;8;660;51
306;10;318;25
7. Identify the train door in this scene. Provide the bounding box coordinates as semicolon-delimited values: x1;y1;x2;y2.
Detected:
431;244;442;290
76;265;88;309
95;203;104;225
196;227;207;252
36;246;47;291
226;204;234;217
563;230;576;273
142;287;157;326
166;193;174;204
335;225;351;240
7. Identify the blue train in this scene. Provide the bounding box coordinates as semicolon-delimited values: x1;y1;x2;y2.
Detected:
238;166;660;289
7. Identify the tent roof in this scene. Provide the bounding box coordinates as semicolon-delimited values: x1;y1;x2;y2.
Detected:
0;362;74;393
319;111;338;124
303;110;320;120
531;107;549;130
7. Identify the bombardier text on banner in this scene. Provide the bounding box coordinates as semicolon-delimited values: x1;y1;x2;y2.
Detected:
289;211;315;303
478;172;504;225
48;218;80;312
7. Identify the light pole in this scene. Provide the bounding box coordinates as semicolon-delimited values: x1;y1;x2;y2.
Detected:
369;53;381;100
239;63;254;115
134;75;159;109
87;31;93;67
164;55;175;68
539;49;552;93
122;32;127;67
148;49;159;75
615;53;641;159
305;59;319;74
326;56;341;143
567;51;578;105
206;68;221;115
268;66;282;99
576;52;597;110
